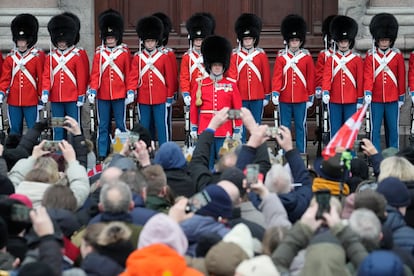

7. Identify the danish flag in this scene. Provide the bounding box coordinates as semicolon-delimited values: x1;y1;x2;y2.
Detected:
322;104;368;160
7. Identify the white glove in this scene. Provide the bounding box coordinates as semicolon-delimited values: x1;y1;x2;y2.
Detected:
357;103;363;109
315;88;322;99
412;95;414;105
166;102;172;108
306;101;313;109
76;100;84;107
190;131;198;139
88;93;96;104
232;132;242;141
364;94;372;105
322;94;330;105
399;101;404;108
125;91;135;105
0;94;4;104
41;94;48;104
272;95;279;106
183;95;191;106
263;99;269;107
37;104;44;112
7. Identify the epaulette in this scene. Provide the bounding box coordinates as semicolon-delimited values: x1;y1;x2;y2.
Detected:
256;47;265;53
73;47;80;56
95;45;102;53
391;47;401;54
366;49;374;55
352;50;361;57
31;47;41;56
301;49;311;55
77;46;84;50
277;49;286;56
232;48;238;53
226;77;237;83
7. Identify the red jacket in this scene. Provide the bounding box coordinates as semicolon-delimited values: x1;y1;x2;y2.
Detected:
128;49;175;105
161;46;179;94
363;48;405;103
272;49;315;103
0;47;45;106
180;49;209;95
407;51;414;92
190;77;242;137
315;48;334;89
89;44;131;100
78;47;90;94
42;46;88;102
322;50;364;104
227;47;271;100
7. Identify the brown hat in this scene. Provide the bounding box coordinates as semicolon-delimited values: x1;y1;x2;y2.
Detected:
205;241;249;276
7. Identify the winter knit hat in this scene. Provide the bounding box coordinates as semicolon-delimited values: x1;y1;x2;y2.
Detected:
9;194;32;208
153;142;187;170
223;223;254;258
219;167;246;197
377;177;411;208
358;250;404;276
196;185;233;219
138;213;188;255
236;255;280;276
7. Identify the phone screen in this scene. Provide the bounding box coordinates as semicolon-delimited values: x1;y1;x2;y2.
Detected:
10;204;31;223
246;164;260;187
315;189;331;220
185;190;212;213
51;117;66;128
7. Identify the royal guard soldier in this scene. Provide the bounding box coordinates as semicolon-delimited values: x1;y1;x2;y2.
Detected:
62;12;90;91
0;13;45;135
88;9;131;161
42;14;88;140
190;35;243;168
271;14;315;154
152;12;178;141
180;13;215;108
322;15;363;138
364;13;405;151
315;14;336;99
127;16;175;146
227;13;271;142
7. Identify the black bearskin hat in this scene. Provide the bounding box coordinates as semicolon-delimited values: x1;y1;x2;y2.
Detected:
136;16;163;42
322;15;337;43
369;13;398;47
330;15;358;49
235;13;262;47
11;14;39;49
186;13;214;40
196;12;216;34
201;35;232;74
152;12;172;46
99;9;124;45
62;12;80;45
47;14;77;47
281;14;307;46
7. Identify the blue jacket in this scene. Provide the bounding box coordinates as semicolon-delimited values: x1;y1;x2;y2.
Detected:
180;214;230;257
383;205;414;255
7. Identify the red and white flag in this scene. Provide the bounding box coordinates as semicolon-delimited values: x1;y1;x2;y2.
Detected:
322;104;368;160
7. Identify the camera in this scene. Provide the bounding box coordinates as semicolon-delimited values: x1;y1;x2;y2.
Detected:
185;190;212;213
245;164;260;188
128;132;140;150
42;140;62;152
10;204;31;223
354;140;364;152
315;189;331;220
266;127;279;138
227;109;241;120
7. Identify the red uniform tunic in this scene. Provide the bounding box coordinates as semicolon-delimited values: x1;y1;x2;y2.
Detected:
0;47;45;106
363;48;405;103
78;47;90;94
322;50;364;104
161;46;178;95
272;49;315;103
180;49;209;95
315;48;334;90
190;77;242;137
42;46;88;102
89;44;131;100
227;47;271;100
128;49;175;105
407;51;414;92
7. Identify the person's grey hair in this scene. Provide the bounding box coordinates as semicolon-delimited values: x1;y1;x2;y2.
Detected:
264;163;293;193
99;180;132;213
120;169;148;194
349;208;381;242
